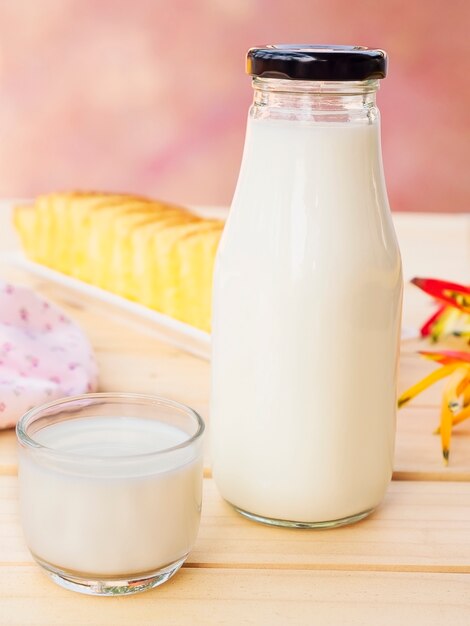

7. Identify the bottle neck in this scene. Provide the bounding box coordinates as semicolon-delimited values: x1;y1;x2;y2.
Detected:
251;77;379;124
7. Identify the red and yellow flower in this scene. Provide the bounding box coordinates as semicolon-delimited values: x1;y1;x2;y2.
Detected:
398;278;470;464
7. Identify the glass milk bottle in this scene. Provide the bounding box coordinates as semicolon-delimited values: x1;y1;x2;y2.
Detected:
211;45;403;528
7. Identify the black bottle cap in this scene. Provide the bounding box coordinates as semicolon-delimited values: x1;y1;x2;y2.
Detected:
246;45;387;81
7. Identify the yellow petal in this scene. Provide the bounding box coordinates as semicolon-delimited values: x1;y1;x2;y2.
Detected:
440;367;469;464
398;364;460;408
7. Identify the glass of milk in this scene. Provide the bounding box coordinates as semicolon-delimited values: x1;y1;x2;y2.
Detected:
211;45;403;528
16;393;204;595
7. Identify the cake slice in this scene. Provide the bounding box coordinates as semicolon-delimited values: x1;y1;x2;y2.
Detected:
110;208;195;299
13;192;225;331
175;226;224;329
152;220;223;319
67;194;148;279
13;204;37;259
130;216;203;308
83;199;160;286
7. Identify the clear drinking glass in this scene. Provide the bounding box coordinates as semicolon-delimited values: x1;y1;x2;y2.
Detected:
16;393;204;595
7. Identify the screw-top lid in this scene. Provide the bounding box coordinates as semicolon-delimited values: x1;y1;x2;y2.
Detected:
247;45;387;81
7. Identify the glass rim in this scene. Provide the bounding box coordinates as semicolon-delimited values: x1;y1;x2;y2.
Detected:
16;392;205;462
252;76;380;95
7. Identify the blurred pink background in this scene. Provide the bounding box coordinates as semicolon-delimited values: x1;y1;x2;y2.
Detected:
0;0;468;212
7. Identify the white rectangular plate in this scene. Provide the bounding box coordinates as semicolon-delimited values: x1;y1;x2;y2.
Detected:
4;251;212;360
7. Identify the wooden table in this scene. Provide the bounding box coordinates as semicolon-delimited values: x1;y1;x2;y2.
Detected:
0;211;469;625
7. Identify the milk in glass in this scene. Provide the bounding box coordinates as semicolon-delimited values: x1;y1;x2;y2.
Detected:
19;417;202;575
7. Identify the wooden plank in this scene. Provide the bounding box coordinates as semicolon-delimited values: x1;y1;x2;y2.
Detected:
2;398;470;483
2;416;469;485
2;477;470;572
0;566;469;626
193;481;470;572
0;429;16;475
3;403;470;482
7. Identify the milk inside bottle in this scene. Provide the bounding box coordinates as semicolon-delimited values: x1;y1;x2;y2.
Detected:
211;45;403;527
